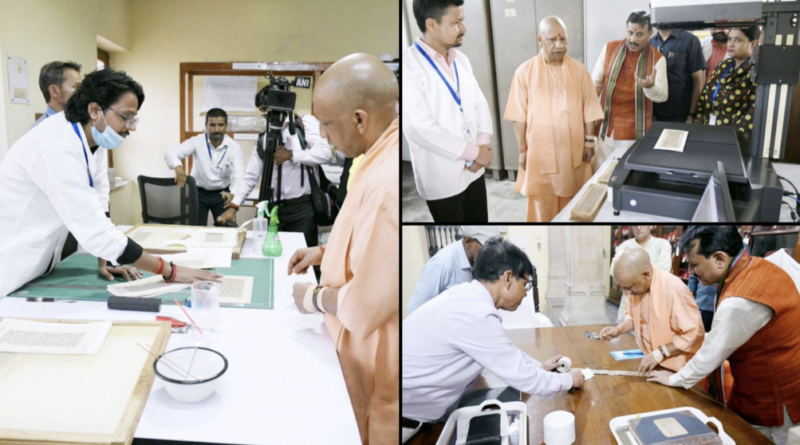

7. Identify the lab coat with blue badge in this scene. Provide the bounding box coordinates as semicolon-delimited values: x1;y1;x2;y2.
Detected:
0;113;129;297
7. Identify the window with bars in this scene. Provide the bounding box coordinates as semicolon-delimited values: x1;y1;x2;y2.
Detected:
423;226;462;257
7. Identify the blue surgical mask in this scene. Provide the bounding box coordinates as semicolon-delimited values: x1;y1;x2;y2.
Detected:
91;111;126;149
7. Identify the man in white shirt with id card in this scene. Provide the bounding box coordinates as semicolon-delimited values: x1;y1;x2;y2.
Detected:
164;108;244;226
403;0;494;222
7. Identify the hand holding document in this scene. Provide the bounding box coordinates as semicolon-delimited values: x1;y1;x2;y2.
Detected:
0;319;112;355
654;129;689;152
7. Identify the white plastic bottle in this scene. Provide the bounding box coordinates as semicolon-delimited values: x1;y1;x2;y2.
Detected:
252;201;268;253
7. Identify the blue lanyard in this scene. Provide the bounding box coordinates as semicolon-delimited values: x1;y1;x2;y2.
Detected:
414;42;462;113
71;122;94;187
712;59;747;104
206;133;227;168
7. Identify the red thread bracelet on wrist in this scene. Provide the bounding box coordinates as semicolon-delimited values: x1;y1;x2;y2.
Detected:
153;257;164;275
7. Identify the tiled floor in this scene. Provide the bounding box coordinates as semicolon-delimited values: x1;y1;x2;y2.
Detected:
402;161;527;222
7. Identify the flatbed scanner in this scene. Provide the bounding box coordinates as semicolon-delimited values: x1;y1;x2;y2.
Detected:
608;122;782;222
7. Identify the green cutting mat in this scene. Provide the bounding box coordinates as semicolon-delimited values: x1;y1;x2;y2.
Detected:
8;253;274;309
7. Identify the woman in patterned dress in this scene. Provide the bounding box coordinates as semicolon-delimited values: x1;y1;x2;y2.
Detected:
694;25;760;145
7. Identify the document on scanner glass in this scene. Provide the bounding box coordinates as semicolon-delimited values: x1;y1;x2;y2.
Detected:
654;129;689;152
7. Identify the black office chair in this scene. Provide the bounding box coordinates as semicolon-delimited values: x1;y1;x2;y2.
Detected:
137;175;199;225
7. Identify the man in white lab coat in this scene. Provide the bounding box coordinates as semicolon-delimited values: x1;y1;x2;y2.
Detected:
0;68;220;297
30;60;120;279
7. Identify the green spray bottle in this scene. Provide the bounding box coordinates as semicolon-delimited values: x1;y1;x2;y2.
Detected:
263;204;283;257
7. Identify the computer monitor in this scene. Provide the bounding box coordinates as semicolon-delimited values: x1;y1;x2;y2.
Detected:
692;161;736;222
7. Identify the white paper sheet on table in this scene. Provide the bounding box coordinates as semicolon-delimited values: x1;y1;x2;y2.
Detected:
0;319;112;355
108;275;190;298
188;247;233;268
219;276;254;305
157;252;216;269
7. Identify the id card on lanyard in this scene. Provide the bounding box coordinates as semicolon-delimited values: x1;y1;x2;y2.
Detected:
710;59;746;127
206;133;228;169
414;42;477;144
71;122;94;187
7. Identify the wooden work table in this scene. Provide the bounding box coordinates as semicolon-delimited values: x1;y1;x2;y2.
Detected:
407;324;766;445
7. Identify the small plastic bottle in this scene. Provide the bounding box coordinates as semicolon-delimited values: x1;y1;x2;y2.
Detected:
263;204;283;257
252;201;268;254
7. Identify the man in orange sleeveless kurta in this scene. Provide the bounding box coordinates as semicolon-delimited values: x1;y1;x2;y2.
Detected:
590;10;667;169
648;226;800;444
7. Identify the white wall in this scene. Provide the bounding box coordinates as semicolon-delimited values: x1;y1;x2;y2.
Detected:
0;0;130;160
584;0;652;74
402;225;430;320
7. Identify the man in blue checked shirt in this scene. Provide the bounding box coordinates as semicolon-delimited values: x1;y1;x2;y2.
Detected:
407;225;500;314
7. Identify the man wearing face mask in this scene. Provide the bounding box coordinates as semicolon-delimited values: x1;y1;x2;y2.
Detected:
592;10;668;168
701;29;730;83
164;108;245;226
0;68;222;297
29;61;127;280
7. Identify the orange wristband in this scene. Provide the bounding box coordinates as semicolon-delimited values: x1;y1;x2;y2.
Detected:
153;257;164;275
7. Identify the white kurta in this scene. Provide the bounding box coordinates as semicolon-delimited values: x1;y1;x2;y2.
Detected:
0;113;129;297
611;236;673;275
402;41;493;201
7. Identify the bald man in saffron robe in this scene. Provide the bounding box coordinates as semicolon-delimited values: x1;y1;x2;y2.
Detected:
287;53;399;445
504;16;604;222
601;248;705;375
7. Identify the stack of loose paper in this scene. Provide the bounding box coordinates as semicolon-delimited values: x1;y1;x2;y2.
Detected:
108;275;190;298
0;318;112;355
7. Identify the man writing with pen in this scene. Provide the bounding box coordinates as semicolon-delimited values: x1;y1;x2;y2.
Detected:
164;108;245;226
600;246;705;375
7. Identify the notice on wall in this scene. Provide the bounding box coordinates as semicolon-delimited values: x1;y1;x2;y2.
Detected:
202;75;257;112
7;56;29;104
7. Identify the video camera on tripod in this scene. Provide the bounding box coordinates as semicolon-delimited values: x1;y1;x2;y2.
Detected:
256;74;312;206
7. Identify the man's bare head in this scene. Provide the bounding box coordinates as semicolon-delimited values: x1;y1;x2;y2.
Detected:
612;247;653;297
537;16;569;63
313;53;398;158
